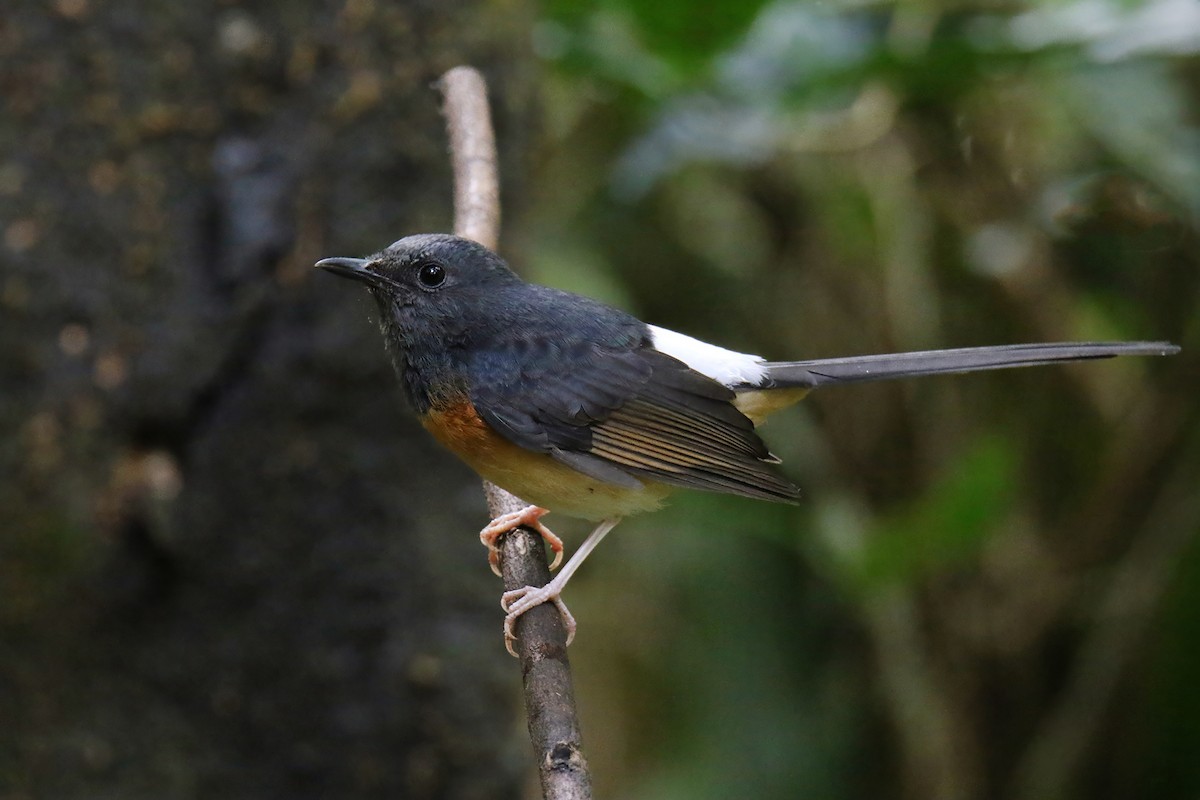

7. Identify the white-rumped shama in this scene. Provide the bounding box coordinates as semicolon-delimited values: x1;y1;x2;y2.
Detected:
318;233;1179;655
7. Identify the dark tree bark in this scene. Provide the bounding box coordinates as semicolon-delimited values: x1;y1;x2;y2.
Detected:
0;2;533;797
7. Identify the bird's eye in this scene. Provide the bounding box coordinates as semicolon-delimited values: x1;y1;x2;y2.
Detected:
416;262;446;288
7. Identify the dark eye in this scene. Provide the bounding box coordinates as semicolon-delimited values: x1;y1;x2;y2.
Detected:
416;262;446;288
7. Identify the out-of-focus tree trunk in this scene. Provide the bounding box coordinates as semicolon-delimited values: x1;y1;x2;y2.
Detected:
0;2;533;797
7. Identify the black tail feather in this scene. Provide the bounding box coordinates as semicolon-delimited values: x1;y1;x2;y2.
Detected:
759;342;1179;389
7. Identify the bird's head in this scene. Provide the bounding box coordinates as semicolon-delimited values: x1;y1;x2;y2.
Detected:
317;233;520;346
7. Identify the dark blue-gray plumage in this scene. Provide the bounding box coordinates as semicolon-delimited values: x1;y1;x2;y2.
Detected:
317;233;1180;654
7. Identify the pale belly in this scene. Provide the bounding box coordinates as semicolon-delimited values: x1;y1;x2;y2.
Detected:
420;404;673;520
470;446;673;521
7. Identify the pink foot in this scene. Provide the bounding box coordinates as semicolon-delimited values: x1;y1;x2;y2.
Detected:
478;505;564;577
501;577;575;657
492;518;621;657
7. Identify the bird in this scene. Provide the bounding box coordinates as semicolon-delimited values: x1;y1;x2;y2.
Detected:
317;233;1179;655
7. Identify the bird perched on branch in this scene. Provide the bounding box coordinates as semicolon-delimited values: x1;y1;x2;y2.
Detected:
318;234;1179;655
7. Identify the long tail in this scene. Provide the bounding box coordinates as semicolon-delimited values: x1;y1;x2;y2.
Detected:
759;342;1180;388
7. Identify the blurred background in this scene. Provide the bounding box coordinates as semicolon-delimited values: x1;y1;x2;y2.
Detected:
1;1;1197;798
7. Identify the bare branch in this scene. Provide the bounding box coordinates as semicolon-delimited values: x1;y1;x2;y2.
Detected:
438;65;593;800
438;66;500;250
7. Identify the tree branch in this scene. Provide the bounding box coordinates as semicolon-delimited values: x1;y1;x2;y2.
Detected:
437;65;593;800
438;66;500;249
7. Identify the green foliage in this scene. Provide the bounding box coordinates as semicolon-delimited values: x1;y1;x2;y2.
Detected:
530;1;1199;798
834;438;1017;591
542;0;773;83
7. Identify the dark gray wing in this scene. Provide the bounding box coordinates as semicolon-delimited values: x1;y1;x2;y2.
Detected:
468;337;800;503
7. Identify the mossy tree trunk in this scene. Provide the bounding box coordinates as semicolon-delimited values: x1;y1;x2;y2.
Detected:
0;2;533;797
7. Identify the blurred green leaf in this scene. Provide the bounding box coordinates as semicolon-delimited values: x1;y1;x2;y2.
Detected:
840;438;1017;590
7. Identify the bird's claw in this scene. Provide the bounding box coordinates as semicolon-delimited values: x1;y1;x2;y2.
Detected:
478;505;564;576
500;582;576;657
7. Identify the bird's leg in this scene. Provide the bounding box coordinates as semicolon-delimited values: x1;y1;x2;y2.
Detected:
479;505;563;577
500;517;621;657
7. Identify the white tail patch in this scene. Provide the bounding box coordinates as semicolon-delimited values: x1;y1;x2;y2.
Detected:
648;325;768;387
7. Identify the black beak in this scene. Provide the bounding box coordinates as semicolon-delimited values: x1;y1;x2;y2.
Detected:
315;257;393;290
316;256;370;281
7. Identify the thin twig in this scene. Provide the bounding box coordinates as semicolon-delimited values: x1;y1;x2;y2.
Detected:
437;65;593;800
439;66;500;249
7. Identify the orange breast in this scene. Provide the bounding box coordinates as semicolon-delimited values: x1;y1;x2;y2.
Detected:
420;399;671;520
420;399;509;465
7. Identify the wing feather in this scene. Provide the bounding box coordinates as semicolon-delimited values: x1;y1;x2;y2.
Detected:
468;330;798;504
